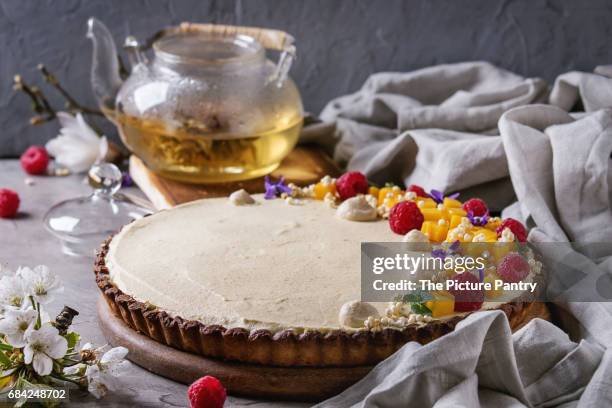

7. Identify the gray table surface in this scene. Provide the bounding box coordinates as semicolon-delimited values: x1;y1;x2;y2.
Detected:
0;160;308;408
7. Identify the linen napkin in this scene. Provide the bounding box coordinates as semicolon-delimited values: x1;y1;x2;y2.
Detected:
316;312;603;408
550;66;612;112
312;65;612;407
499;104;612;406
302;61;548;210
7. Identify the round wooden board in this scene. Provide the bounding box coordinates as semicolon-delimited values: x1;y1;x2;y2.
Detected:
96;297;373;402
97;297;551;401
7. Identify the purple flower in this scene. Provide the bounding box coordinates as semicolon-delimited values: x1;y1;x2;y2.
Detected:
429;189;460;204
431;240;461;260
121;171;133;188
467;211;489;227
431;248;447;259
448;240;461;253
264;176;292;199
478;267;485;282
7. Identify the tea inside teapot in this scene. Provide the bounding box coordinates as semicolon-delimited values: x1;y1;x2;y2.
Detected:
113;111;302;183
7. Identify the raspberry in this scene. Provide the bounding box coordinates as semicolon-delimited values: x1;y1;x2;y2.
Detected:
462;198;488;217
188;376;226;408
336;171;369;200
449;272;484;312
20;146;49;175
389;201;424;235
496;218;527;242
0;189;20;218
407;184;427;197
497;253;530;283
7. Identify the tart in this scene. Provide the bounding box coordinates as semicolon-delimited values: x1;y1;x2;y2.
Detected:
95;176;544;367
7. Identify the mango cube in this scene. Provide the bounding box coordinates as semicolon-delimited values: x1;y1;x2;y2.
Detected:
420;208;448;222
378;187;405;209
378;186;400;203
485;217;502;231
382;195;402;209
471;227;498;242
421;220;449;243
484;273;503;299
416;198;437;209
377;187;392;203
368;186;380;202
449;214;464;229
313;182;336;200
447;208;467;218
446;226;475;243
425;297;455;318
443;198;463;208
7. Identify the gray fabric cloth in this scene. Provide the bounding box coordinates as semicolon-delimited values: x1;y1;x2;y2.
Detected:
312;63;612;407
317;313;603;408
303;61;548;210
549;66;612;113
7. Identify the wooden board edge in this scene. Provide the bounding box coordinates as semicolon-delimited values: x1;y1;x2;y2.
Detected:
129;155;175;210
97;296;373;401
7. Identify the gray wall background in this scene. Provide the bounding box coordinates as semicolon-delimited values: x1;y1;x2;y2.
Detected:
2;0;612;157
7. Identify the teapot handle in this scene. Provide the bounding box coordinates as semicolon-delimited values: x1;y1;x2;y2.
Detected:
174;23;296;87
124;36;149;69
269;43;296;88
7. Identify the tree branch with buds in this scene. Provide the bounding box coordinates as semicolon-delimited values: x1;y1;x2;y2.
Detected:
13;64;104;126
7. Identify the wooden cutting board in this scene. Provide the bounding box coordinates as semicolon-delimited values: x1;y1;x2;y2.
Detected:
129;146;340;210
97;297;551;401
97;297;373;401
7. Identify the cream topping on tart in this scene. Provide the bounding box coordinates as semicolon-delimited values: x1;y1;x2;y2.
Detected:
106;194;396;332
336;195;378;221
228;189;256;206
106;179;542;334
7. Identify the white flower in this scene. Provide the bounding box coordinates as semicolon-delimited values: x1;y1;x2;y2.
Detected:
78;342;102;362
63;363;86;376
0;308;37;347
100;346;128;366
46;112;108;173
85;346;129;399
81;342;96;352
0;274;27;310
23;325;68;376
18;265;63;305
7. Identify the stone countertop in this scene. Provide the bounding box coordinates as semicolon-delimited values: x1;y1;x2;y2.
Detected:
0;160;308;408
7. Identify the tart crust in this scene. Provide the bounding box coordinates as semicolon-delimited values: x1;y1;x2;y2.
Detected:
95;236;541;367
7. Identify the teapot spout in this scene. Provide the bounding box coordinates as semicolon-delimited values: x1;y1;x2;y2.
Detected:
86;18;123;114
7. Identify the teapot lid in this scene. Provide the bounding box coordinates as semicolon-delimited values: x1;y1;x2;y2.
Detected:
43;163;152;257
149;22;295;53
154;31;264;65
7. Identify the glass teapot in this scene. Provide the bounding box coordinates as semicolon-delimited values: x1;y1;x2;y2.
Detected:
87;18;303;183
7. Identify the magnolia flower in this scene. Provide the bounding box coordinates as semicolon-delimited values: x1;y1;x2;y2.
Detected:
46;112;108;173
23;325;68;376
85;346;129;398
0;308;37;347
18;265;63;305
0;274;26;310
